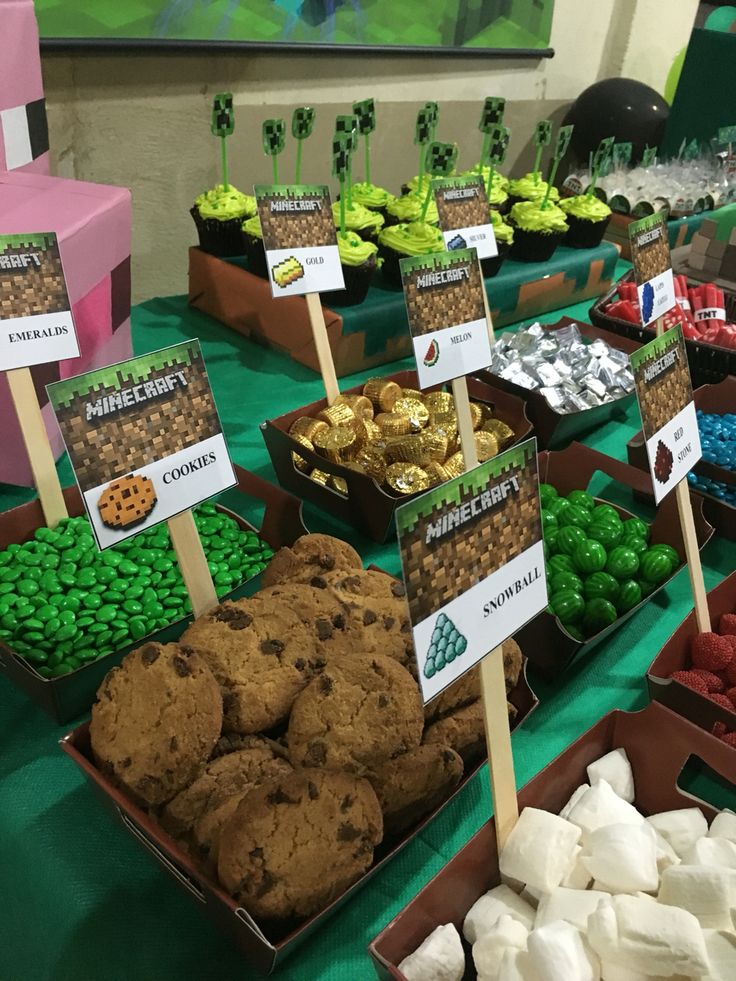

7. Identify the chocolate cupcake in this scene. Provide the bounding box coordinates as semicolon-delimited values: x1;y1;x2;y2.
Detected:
377;221;445;288
560;193;612;249
507;171;561;210
241;215;268;278
331;201;384;243
322;231;378;307
349;182;396;222
191;183;256;257
508;199;568;263
384;192;439;228
482;210;513;277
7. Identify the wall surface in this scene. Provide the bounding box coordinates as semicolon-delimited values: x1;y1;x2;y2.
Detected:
40;0;699;302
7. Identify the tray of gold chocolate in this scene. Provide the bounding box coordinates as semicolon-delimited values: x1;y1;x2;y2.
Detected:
477;317;641;450
261;369;532;542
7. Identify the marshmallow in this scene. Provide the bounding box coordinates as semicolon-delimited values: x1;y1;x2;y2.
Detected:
398;923;465;981
599;964;686;981
587;894;710;977
498;948;535;981
560;784;591;821
703;928;736;981
463;884;536;943
658;864;736;930
684;835;736;870
567;780;644;844
536;887;610;932
473;914;528;980
562;848;594;890
709;809;736;844
520;884;545;909
527;920;601;981
499;807;582;894
653;830;680;873
583;822;659;894
647;808;708;859
587;749;635;804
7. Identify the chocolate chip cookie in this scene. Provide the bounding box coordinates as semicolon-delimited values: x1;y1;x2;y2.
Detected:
424;667;480;723
287;654;423;773
503;637;523;692
320;569;408;602
90;642;222;807
217;769;383;919
257;582;359;662
179;596;319;734
423;698;487;767
261;533;362;588
367;744;464;836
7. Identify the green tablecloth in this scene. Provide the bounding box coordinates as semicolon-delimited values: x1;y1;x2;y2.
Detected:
2;275;734;981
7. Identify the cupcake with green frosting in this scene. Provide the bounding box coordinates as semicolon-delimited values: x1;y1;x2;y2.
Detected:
560;193;612;249
461;167;510;212
508;199;568;263
350;182;396;219
507;172;560;208
377;221;445;287
322;231;379;307
191;183;256;257
241;215;268;278
400;173;433;197
330;201;384;242
385;192;439;227
482;210;514;277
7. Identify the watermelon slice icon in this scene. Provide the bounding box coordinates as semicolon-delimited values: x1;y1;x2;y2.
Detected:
423;338;440;367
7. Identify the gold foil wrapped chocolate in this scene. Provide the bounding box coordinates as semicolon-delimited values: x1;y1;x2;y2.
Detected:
313;426;357;463
425;461;451;485
317;402;356;428
291;434;314;473
290;416;328;441
419;429;449;462
363;377;402;412
483;418;515;448
444;451;467;478
424;391;454;415
354;446;387;482
385;435;430;466
401;388;423;401
469;403;484;430
385;463;430;495
393;397;430;432
334;393;374;421
474;430;499;462
375;412;412;437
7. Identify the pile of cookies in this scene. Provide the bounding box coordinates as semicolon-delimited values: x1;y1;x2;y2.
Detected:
89;533;524;924
287;376;517;497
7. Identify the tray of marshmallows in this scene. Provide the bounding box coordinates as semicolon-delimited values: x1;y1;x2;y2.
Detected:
370;700;736;980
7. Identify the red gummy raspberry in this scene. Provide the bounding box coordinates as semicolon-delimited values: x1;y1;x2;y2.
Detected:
708;692;734;711
670;670;709;694
726;687;736;708
691;632;734;672
713;721;728;738
690;669;726;693
719;613;736;636
720;731;736;748
726;657;736;686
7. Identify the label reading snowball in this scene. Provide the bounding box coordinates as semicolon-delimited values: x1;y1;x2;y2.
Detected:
254;184;344;297
432;175;498;260
47;340;236;549
628;212;676;328
0;232;80;371
400;247;492;389
396;438;546;705
629;324;701;504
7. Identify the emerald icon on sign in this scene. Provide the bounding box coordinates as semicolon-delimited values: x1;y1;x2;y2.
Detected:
424;613;467;678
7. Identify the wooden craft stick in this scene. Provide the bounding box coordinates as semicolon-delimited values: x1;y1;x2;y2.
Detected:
7;366;67;528
452;371;519;850
168;509;218;619
479;259;496;345
305;292;340;406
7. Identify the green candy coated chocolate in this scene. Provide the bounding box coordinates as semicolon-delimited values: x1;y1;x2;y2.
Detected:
129;617;148;640
17;579;39;597
83;593;102;611
56;624;78;643
96;605;117;624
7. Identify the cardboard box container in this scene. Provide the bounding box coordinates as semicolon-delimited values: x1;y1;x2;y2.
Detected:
0;170;132;485
369;701;735;980
0;0;49;175
261;369;533;543
627;375;736;539
60;664;538;976
0;466;306;724
516;442;713;678
188;241;620;379
604;211;706;262
589;268;736;387
647;570;736;735
477;316;640;450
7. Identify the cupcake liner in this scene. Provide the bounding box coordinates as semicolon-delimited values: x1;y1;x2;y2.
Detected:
376;245;408;288
190;206;246;257
243;234;269;279
564;214;611;249
480;241;510;278
322;256;377;307
509;228;565;263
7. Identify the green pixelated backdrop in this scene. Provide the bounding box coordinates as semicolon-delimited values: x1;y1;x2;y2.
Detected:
35;0;555;53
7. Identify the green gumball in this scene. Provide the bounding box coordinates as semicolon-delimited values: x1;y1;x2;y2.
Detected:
549;571;584;595
566;489;595;511
583;597;618;635
572;539;607;575
549;589;585;624
587;520;623;551
639;548;674;585
557;526;588;556
558;504;593;531
623;517;649;543
546;554;575;576
605;546;640;580
616;579;642;614
583;571;619;602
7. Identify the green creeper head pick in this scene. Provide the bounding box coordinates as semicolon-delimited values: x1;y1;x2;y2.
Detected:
593;136;615;173
554;124;574;161
486;124;511;166
332;133;351;180
292;106;315;140
353;98;376;135
335;113;358;153
479;97;505;134
425;101;439;128
211;92;234;138
534;119;553;148
684;138;700;161
642;145;657;166
262;118;286;156
415;107;433;146
612;141;633;167
426;140;458;178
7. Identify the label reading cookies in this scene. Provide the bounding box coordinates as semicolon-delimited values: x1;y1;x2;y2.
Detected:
396;438;547;704
254;184;344;297
432;175;498;260
0;232;80;371
400;248;492;389
630;324;701;504
47;340;236;548
627;213;676;328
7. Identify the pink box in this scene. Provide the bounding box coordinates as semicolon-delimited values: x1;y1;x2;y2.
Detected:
0;0;49;174
0;171;132;486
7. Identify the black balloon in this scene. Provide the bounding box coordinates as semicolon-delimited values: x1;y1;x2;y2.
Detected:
563;78;669;165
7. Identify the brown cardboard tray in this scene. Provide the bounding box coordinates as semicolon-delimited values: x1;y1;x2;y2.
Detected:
261;369;533;543
476;317;640;450
0;466;306;724
647;570;736;734
628;376;736;540
369;700;736;980
59;663;538;976
515;443;713;678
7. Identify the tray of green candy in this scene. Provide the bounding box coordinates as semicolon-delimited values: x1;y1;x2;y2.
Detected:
0;466;306;724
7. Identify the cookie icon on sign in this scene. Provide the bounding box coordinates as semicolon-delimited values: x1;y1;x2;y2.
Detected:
98;473;157;530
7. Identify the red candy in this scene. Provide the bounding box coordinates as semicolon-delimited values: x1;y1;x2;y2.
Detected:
691;632;734;672
720;732;736;748
720;613;736;636
670;670;709;694
690;669;726;693
708;692;734;711
725;687;736;708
